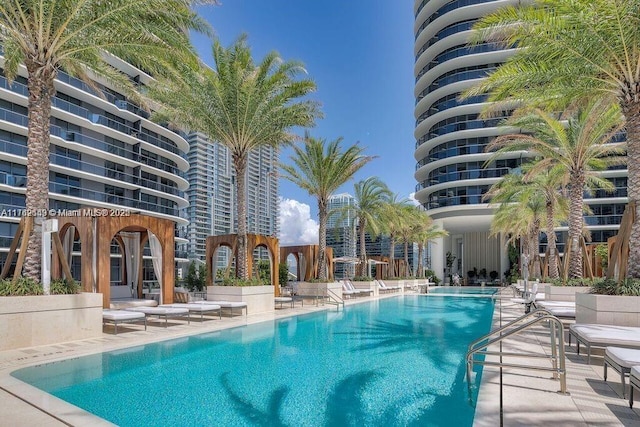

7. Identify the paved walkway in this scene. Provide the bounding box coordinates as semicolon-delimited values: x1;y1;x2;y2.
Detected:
1;290;639;426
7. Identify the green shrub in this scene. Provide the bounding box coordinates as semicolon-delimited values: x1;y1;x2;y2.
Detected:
50;279;80;295
550;278;596;287
352;276;374;281
0;277;43;296
220;277;266;286
591;278;640;296
278;263;289;286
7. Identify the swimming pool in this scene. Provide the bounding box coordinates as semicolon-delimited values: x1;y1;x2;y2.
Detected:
13;295;494;426
429;286;499;296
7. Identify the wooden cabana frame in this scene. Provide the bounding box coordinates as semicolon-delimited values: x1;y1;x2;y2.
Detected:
53;212;175;308
607;201;635;281
206;234;280;294
280;245;334;283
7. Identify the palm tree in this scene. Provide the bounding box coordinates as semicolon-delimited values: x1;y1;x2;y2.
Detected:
398;207;422;278
151;35;321;279
1;0;212;281
280;134;373;281
467;0;640;276
378;194;413;278
351;177;391;277
486;101;625;278
413;217;448;279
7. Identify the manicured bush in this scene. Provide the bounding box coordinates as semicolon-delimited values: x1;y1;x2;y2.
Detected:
591;278;640;296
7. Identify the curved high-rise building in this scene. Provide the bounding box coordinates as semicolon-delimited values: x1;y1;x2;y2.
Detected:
413;0;627;281
0;55;190;278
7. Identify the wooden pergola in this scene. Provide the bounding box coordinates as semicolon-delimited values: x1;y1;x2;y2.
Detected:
60;213;175;307
205;233;280;293
280;245;334;282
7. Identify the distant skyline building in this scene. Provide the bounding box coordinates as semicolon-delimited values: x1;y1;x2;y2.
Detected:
182;136;279;266
412;0;627;281
327;193;357;278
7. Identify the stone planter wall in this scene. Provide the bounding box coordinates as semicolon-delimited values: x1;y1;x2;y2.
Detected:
576;293;640;326
207;285;275;314
296;282;344;301
0;293;103;351
384;279;405;293
544;285;591;302
351;280;377;296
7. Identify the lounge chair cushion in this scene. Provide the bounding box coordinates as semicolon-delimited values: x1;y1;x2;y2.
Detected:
127;307;189;316
161;303;221;312
633;366;640;378
102;309;146;321
570;324;640;348
110;299;158;310
606;347;640;368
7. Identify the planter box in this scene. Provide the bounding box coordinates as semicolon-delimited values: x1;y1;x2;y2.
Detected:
296;282;343;301
207;285;274;314
351;280;377;296
544;285;591;302
576;293;640;326
0;293;103;351
384;279;405;293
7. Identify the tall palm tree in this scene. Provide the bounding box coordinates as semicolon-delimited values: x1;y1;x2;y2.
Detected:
398;207;422;278
151;35;321;279
1;0;212;281
413;218;448;279
280;134;373;281
351;177;391;277
486;101;625;278
467;0;640;276
378;194;413;278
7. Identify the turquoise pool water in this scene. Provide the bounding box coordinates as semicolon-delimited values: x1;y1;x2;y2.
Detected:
13;295;494;426
429;287;499;295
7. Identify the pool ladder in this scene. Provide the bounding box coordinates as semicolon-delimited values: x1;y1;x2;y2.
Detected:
326;289;344;311
465;309;569;400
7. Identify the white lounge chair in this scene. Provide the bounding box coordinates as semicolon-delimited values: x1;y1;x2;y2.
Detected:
537;301;576;319
102;309;146;334
160;303;221;321
604;347;640;398
629;366;640;408
127;306;190;327
341;281;360;299
195;301;248;317
377;280;400;293
569;324;640;363
344;279;373;297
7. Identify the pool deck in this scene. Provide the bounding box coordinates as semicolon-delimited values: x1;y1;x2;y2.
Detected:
0;289;639;426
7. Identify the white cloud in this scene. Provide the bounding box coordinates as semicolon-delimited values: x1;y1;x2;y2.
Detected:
278;198;318;246
408;192;420;206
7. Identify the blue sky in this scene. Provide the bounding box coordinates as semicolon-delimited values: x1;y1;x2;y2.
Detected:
192;1;416;243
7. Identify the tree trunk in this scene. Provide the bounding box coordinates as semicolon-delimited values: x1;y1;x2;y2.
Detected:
403;240;409;277
233;154;249;279
531;219;542;279
567;172;585;279
417;243;424;278
623;101;640;278
358;218;367;277
317;200;327;281
546;201;559;279
22;66;55;282
388;236;396;278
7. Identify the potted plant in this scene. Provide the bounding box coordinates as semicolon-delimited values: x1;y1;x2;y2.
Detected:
576;278;640;326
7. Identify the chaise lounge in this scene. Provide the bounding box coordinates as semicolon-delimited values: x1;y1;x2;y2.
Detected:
127;306;191;327
604;347;640;399
160;303;222;321
102;309;147;334
569;324;640;363
194;301;248;317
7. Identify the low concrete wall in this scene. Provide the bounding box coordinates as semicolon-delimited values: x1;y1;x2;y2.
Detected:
207;285;275;314
544;285;591;302
0;293;103;351
296;282;343;301
351;280;377;296
384;280;405;293
576;293;640;326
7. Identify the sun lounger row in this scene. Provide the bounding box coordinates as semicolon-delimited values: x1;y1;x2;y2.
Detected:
377;280;401;294
341;280;374;298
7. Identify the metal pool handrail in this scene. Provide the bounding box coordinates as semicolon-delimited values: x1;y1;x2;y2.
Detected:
326;289;344;311
465;309;569;399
